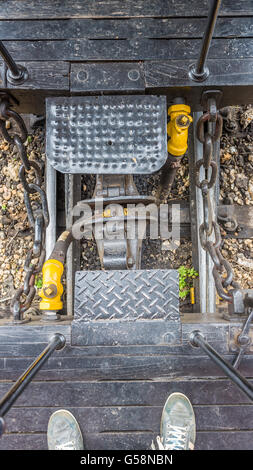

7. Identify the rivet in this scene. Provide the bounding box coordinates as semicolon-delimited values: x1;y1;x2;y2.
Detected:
128;69;140;81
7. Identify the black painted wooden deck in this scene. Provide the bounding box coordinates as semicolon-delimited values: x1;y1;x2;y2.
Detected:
0;318;252;451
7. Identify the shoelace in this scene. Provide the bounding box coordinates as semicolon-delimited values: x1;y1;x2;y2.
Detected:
151;425;194;451
55;441;77;450
164;424;188;450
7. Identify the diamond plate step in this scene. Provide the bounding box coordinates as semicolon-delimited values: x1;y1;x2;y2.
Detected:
72;269;180;347
46;95;167;175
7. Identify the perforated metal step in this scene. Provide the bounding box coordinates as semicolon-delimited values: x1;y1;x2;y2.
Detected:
71;269;180;347
46;95;167;175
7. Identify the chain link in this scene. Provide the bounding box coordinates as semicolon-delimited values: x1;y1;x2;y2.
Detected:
196;105;240;303
0;95;49;321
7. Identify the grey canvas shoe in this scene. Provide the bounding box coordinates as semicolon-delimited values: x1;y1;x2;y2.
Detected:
151;392;196;450
47;409;84;450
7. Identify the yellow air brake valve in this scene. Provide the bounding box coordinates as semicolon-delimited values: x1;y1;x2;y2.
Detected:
39;259;64;311
167;104;193;157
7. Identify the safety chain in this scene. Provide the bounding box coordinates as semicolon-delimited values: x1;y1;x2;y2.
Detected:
195;99;240;303
0;94;49;322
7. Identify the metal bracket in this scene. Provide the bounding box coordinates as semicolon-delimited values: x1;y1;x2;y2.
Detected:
226;289;253;320
201;90;223;111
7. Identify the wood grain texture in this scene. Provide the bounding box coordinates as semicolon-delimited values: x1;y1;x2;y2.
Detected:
3;404;253;433
1;430;253;450
0;321;246;358
71;62;145;92
0;322;252;449
6;61;70;90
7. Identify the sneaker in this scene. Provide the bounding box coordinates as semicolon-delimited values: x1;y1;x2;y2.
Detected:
151;392;196;450
47;409;84;450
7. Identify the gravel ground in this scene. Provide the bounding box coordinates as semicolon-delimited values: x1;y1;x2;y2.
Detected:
0;106;252;317
0;125;46;317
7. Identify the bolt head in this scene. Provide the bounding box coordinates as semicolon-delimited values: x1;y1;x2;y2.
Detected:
43;284;57;298
176;114;191;128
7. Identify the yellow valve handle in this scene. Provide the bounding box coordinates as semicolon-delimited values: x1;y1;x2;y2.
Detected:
39;259;64;311
167;104;193;157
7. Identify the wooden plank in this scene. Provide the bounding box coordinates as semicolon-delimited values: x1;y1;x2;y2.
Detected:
0;433;47;451
6;61;69;90
0;320;232;350
1;1;253;19
2;406;160;434
1;321;253;381
1;17;253;40
0;379;252;407
2;357;252;382
0;320;237;357
0;431;154;451
0;320;249;356
196;405;253;431
3;353;253;381
144;58;253;108
3;404;253;434
0;342;64;358
85;430;253;450
71;62;145;92
0;58;252;113
0;60;69;100
145;58;253;88
0;333;233;358
196;431;253;450
2;38;253;62
1;59;253;112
